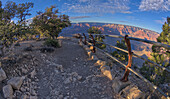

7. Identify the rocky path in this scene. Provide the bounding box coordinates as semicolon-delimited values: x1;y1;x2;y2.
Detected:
0;37;162;99
36;38;113;99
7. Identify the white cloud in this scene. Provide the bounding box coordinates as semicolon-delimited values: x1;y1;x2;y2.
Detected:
139;0;170;11
70;16;91;19
61;0;130;14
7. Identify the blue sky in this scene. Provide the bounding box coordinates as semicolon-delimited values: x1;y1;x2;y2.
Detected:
1;0;170;33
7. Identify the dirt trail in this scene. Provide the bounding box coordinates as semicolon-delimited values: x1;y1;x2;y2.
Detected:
1;37;156;99
36;38;114;99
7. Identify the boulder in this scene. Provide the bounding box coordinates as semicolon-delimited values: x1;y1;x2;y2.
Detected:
3;84;13;99
112;78;131;93
0;68;7;82
7;77;24;90
119;84;145;99
100;65;112;80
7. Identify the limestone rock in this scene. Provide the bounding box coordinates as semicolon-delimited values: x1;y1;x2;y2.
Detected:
30;69;36;78
7;77;24;90
3;84;13;98
112;78;131;93
77;75;82;81
119;84;145;99
95;60;106;66
0;68;7;81
91;55;98;60
58;39;62;47
87;51;92;58
100;65;112;80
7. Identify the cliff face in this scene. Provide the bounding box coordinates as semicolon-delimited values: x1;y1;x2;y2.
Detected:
61;22;159;57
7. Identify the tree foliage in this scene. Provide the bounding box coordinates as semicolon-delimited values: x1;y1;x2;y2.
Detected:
0;1;33;56
31;5;71;39
140;17;170;85
87;26;106;49
111;39;128;62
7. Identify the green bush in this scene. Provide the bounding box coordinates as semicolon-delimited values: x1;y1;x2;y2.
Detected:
43;39;59;48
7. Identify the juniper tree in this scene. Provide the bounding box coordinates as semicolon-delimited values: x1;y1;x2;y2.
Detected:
87;26;106;49
31;5;71;39
111;39;128;62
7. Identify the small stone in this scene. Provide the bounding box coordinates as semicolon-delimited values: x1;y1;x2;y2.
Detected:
91;55;98;60
0;68;7;81
21;68;28;74
77;75;82;80
20;87;26;92
7;77;24;90
3;85;13;99
64;77;72;84
71;72;78;76
73;77;77;82
30;96;38;99
59;95;64;99
56;64;64;72
30;69;36;78
95;60;106;66
87;51;92;58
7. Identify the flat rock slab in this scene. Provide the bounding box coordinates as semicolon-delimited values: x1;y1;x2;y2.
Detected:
7;77;24;90
3;84;13;98
119;84;145;99
112;78;131;93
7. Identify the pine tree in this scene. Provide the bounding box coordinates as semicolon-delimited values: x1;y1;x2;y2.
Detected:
140;17;170;85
